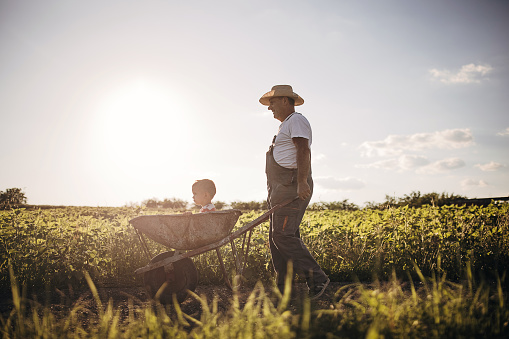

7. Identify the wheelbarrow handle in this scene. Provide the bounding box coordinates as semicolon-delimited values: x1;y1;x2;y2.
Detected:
227;196;300;237
268;196;300;213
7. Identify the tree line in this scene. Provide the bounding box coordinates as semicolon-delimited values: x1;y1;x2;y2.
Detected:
225;192;469;211
129;191;471;211
0;187;488;211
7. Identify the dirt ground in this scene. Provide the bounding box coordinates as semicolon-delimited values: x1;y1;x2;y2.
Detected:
0;282;342;324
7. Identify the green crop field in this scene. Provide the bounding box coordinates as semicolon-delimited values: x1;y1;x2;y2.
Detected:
1;203;508;337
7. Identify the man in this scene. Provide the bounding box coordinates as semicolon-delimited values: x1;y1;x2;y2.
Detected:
259;85;330;299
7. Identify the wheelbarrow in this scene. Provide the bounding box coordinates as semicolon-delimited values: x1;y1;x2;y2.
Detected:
130;197;297;303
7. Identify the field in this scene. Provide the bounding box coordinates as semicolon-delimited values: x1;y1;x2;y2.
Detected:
1;203;508;337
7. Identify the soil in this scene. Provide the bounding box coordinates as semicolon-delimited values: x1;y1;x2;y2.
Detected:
0;282;343;326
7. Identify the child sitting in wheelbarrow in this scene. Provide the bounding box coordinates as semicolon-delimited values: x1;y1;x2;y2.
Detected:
184;179;216;214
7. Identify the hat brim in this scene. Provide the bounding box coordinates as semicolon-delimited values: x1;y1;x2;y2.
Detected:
259;92;304;106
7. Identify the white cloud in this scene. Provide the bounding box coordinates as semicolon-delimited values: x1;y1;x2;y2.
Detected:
497;127;509;136
361;156;465;174
461;178;488;189
313;153;326;162
475;161;506;171
359;155;429;171
359;128;474;157
417;157;466;174
315;176;365;191
358;158;399;170
429;63;493;84
398;154;430;170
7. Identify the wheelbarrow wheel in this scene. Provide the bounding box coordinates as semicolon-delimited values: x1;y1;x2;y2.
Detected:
143;251;198;304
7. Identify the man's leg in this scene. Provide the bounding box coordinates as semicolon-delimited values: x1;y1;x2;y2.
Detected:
269;214;289;290
271;199;327;287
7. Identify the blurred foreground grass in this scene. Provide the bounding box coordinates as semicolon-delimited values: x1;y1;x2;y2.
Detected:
1;264;508;338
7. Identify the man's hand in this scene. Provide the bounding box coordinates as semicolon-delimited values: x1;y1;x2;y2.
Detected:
297;181;311;200
293;137;312;200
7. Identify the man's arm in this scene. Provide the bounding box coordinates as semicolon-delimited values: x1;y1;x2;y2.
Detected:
293;137;311;200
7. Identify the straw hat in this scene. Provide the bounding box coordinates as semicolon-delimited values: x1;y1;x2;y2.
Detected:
259;85;304;106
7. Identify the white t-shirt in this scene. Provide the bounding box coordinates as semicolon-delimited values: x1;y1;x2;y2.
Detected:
273;112;312;169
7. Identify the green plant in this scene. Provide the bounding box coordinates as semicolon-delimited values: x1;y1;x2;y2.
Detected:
1;203;508;292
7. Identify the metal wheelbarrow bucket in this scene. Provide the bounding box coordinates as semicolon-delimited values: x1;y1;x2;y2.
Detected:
130;210;243;250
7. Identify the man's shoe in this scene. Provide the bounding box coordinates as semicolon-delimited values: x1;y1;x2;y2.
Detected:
309;278;330;300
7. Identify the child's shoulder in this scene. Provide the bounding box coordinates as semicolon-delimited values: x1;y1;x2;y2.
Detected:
200;203;216;213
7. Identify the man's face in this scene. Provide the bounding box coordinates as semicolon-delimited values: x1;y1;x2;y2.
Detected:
268;97;286;121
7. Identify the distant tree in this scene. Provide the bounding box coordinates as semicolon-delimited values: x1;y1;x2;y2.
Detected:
396;191;467;207
0;188;27;210
430;192;468;206
365;191;468;209
325;200;359;211
309;202;326;211
230;201;265;211
214;201;227;210
376;193;400;209
160;198;188;209
363;201;380;210
309;200;359;211
143;198;160;208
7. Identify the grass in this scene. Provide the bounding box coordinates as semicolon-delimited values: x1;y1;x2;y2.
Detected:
1;204;508;337
1;264;508;338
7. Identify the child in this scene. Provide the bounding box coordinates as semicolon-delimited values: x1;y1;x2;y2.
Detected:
191;179;216;213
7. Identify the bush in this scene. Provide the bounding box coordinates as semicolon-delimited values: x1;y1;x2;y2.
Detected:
0;188;27;210
309;199;359;211
214;201;227;210
143;198;160;208
160;198;188;209
142;197;188;209
230;201;266;210
366;191;467;209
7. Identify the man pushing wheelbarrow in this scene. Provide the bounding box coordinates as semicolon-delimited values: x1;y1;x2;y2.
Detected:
260;85;329;300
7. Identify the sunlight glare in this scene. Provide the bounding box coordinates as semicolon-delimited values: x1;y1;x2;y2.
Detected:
92;80;191;179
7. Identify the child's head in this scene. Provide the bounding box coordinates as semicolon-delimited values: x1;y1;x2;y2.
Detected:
192;179;216;206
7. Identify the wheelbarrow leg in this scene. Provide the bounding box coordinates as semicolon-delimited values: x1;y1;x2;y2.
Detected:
215;248;233;290
242;229;254;274
135;229;152;261
240;232;248;258
230;240;242;275
230;240;244;288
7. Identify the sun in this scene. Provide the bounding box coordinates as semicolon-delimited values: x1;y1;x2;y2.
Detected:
90;79;191;179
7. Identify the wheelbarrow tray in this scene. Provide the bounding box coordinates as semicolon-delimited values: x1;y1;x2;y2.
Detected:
130;209;242;250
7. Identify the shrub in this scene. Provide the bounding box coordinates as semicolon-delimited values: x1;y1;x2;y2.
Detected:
309;199;359;211
230;201;265;210
160;198;188;209
214;201;227;210
0;188;27;210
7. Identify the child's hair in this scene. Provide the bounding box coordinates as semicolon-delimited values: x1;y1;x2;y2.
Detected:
192;179;216;198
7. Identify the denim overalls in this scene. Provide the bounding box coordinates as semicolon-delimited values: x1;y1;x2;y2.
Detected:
266;135;328;289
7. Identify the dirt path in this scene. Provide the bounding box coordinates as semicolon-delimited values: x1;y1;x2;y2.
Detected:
1;282;341;322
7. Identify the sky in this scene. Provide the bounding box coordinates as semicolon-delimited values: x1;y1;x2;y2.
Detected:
1;0;508;207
